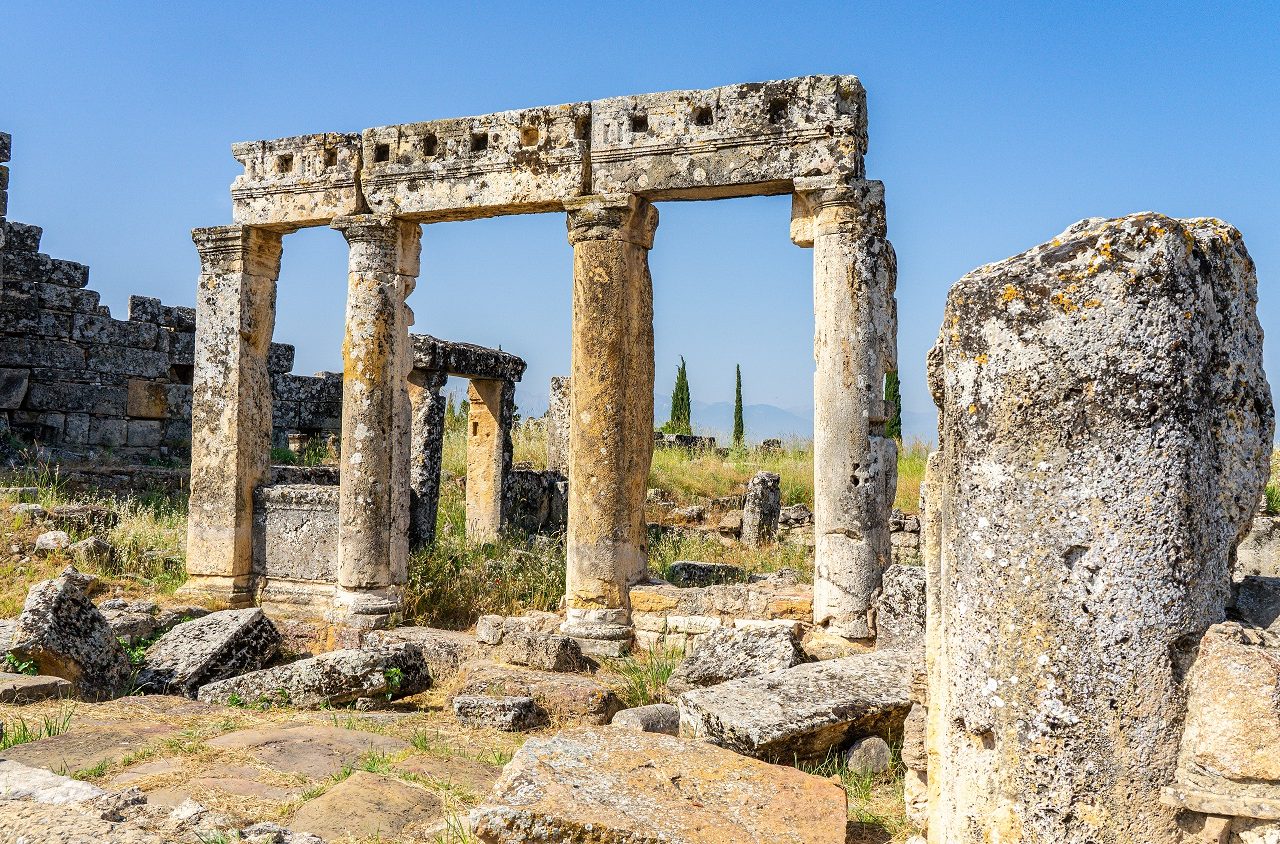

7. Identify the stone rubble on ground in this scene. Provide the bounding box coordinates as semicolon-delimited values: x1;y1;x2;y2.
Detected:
34;530;70;552
136;608;281;697
610;703;680;735
453;694;545;731
666;625;804;694
496;630;586;673
452;660;624;725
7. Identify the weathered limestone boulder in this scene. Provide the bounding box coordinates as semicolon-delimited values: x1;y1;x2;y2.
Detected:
70;536;113;567
1238;514;1280;578
452;660;623;725
197;644;429;709
34;530;70;553
678;649;914;760
470;726;847;844
497;630;585;673
288;770;441;841
845;735;892;775
137;608;281;697
611;703;679;735
1166;623;1280;808
363;625;479;680
874;563;925;652
925;214;1273;843
9;567;131;700
666;626;804;694
1236;575;1280;633
453;694;544;731
740;471;781;547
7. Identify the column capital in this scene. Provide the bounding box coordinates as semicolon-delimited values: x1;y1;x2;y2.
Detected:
192;225;282;278
331;214;422;277
790;178;886;246
565;194;658;249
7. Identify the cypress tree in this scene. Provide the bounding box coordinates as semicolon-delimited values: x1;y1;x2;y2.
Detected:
732;364;745;447
884;371;903;440
665;357;692;436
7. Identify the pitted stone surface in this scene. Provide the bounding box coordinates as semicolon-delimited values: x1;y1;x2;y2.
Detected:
925;214;1273;843
452;660;623;726
740;471;780;548
470;726;846;844
666;626;804;695
137;608;281;698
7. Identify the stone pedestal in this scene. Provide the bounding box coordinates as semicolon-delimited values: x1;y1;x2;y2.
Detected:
181;225;282;607
465;377;515;542
330;215;420;629
792;178;897;640
562;194;657;650
408;368;447;548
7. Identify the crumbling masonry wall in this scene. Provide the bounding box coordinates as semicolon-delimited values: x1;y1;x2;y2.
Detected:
0;131;342;462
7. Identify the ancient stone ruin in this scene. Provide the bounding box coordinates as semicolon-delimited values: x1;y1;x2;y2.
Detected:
185;74;900;646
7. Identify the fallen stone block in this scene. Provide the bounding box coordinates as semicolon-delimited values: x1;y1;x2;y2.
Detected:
98;598;160;645
9;567;131;700
34;530;70;553
453;660;623;726
454;694;544;731
844;735;892;775
288;769;441;840
196;644;430;709
668;560;743;587
46;503;118;531
497;630;585;673
137;608;281;697
611;703;679;735
667;626;804;695
0;671;71;704
470;726;846;844
678;649;915;760
364;625;479;680
475;614;504;645
874;563;925;652
69;536;113;567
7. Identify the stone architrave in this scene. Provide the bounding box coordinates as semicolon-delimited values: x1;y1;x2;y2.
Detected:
408;367;447;548
181;225;282;606
330;215;421;628
546;376;571;475
561;194;658;652
466;377;516;542
791;178;897;640
924;215;1273;844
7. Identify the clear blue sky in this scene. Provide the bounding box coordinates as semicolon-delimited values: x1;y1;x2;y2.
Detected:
5;2;1278;440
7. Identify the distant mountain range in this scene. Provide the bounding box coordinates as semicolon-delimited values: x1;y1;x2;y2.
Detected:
516;389;938;446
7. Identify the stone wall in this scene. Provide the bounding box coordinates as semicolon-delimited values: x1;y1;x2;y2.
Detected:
0;132;342;463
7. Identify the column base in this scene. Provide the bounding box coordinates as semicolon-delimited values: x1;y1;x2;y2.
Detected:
327;586;402;631
561;607;634;658
176;575;255;609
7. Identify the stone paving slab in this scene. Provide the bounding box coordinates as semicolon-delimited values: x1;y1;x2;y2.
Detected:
206;724;409;779
0;721;177;775
287;770;442;841
0;671;71;704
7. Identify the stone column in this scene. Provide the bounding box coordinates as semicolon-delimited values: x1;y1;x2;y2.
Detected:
330;214;420;628
181;225;282;607
546;375;571;475
408;367;447;548
792;177;898;640
562;194;657;656
465;377;515;542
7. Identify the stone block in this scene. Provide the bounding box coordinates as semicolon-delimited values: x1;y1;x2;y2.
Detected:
136;608;282;698
0;368;29;409
126;295;161;323
3;252;89;287
498;630;586;673
453;694;544;731
667;626;804;695
665;614;722;635
875;563;925;652
85;345;168;378
231;133;363;227
476;614;505;645
24;381;125;415
471;727;847;844
363;626;479;681
88;417;128;448
668;560;743;587
362;103;590;221
61;413;89;444
32;281;100;313
252;484;339;584
590;76;865;200
631;612;667;633
168;330;194;365
453;660;623;726
0;132;9;163
678;650;915;760
0;672;72;704
0;337;85;369
741;471;781;547
267;342;295;374
71;313;159;349
286;770;439;842
125;379;169;419
2;221;41;253
126;419;162;448
611;703;680;735
9;567;132;700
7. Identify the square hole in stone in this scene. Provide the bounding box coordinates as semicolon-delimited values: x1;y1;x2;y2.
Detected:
374;143;390;163
471;132;489;152
768;98;788;124
520;125;539;147
693;106;714;126
630;112;649;133
323;148;337;168
169;364;194;386
422;134;438;156
275;153;294;173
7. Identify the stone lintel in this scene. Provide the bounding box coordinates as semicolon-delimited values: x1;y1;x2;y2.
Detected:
790;177;886;247
192;225;283;279
565;194;657;248
411;333;526;383
230;133;363;228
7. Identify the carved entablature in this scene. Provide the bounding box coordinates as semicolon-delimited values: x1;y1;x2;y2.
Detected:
361;103;591;222
227;75;868;227
589;75;866;200
230;133;362;229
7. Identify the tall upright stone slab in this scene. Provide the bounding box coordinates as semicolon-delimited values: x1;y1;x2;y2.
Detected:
331;215;421;628
182;225;282;606
562;194;657;653
408;368;448;548
546;376;571;475
792;178;897;640
466;377;515;542
924;214;1273;843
